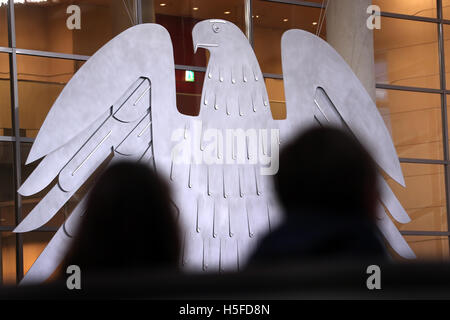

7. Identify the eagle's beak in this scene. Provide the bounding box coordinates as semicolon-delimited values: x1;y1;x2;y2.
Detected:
194;43;219;54
192;21;219;54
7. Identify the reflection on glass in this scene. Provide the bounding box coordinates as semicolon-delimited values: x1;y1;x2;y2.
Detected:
23;232;54;277
176;69;204;116
374;17;439;89
1;232;16;285
253;0;325;74
442;0;450;19
443;25;450;88
446;96;450;149
17;55;81;138
14;0;134;56
374;0;437;18
0;4;7;47
0;142;14;227
404;235;449;261
0;53;11;136
376;89;442;160
265;78;286;120
142;0;246;67
386;163;447;232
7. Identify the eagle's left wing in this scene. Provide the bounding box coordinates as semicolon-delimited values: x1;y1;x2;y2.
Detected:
281;29;415;259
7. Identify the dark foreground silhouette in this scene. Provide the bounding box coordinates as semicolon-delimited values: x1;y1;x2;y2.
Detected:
251;127;387;264
63;161;181;273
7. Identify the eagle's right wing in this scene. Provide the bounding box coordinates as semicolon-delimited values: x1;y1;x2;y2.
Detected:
16;24;178;284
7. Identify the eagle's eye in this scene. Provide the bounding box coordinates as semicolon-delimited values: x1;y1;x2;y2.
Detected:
212;24;221;33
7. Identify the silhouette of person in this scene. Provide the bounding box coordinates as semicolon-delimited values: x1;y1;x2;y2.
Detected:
64;161;181;273
251;126;388;264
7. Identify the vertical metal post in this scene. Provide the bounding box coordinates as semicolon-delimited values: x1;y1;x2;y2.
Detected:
135;0;143;25
0;233;3;284
245;0;254;47
436;0;450;248
7;0;24;282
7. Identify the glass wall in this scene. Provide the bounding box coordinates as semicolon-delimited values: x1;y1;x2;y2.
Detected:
1;0;450;284
143;0;246;67
14;0;134;56
0;53;11;136
372;0;450;260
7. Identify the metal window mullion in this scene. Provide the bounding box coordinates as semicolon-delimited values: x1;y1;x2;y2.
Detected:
261;0;324;9
380;11;439;24
380;10;450;25
0;136;33;143
263;72;283;80
175;64;206;72
15;48;89;61
136;0;143;25
0;136;15;142
0;47;12;54
376;83;443;94
7;0;23;283
245;0;254;47
0;232;2;284
399;158;447;165
401;230;450;236
436;0;450;248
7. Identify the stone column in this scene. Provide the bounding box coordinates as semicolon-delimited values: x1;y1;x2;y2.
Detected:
326;0;376;102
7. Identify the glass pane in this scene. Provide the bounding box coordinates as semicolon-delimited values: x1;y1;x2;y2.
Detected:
0;53;11;136
442;0;450;19
17;55;81;138
385;163;447;232
374;18;439;89
265;78;286;120
374;0;437;18
0;142;14;227
446;95;450;149
443;25;450;88
404;235;449;261
1;232;16;285
0;2;7;47
253;0;325;74
14;0;134;56
142;0;246;67
23;232;55;278
176;69;203;116
376;89;443;160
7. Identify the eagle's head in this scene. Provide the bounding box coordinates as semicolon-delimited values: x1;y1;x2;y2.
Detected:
192;19;248;56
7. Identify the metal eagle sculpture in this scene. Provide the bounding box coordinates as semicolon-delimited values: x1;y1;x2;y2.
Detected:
14;21;414;284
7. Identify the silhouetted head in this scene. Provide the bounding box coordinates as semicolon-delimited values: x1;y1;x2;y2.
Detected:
275;127;379;220
65;161;181;272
